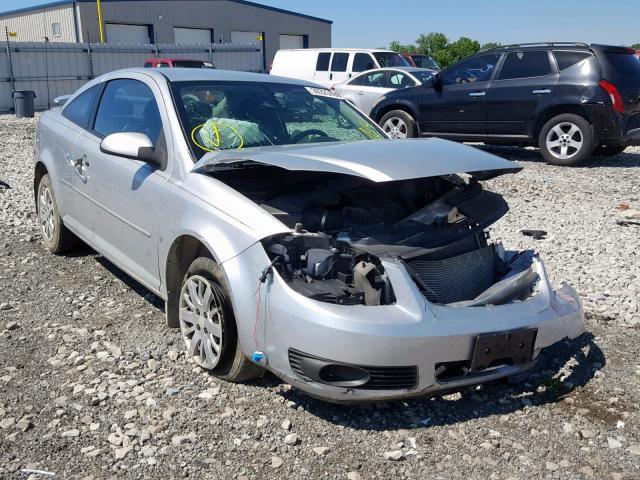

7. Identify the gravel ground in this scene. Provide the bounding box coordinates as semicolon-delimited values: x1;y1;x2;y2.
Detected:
1;114;639;480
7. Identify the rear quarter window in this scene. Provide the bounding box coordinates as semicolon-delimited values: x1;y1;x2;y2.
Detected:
605;50;640;77
62;85;100;128
554;51;592;70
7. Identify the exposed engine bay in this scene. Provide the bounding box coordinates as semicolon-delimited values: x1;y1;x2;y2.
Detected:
211;165;540;307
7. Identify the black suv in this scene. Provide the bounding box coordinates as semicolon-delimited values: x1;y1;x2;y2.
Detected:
370;43;640;165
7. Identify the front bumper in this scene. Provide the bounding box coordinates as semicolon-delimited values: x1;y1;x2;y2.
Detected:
223;243;585;403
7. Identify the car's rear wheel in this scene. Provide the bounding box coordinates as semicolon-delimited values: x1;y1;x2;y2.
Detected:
538;114;593;166
379;110;416;139
593;145;627;156
179;257;262;382
36;173;79;254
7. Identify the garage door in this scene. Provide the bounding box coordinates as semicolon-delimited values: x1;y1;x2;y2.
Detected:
231;30;262;45
105;23;150;44
174;27;212;44
279;34;304;50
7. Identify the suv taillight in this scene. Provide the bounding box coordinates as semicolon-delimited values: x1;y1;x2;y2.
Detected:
598;79;624;113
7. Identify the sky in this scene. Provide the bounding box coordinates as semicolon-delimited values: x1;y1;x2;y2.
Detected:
1;0;638;48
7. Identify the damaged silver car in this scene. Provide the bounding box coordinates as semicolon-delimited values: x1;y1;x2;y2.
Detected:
34;68;585;402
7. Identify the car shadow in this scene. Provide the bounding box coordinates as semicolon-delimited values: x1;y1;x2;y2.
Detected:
274;332;603;430
479;145;640;168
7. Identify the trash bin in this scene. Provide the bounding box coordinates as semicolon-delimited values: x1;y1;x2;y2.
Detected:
13;90;36;118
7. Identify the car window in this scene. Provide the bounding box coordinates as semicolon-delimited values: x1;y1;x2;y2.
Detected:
605;49;640;77
93;79;163;145
331;53;349;72
372;52;410;67
388;71;413;88
554;51;592;70
440;54;501;85
352;53;375;72
316;52;330;72
172;81;385;159
359;72;387;87
412;55;440;70
62;85;100;128
498;51;552;80
143;62;152;68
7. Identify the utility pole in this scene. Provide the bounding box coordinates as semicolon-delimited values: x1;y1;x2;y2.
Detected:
96;0;105;44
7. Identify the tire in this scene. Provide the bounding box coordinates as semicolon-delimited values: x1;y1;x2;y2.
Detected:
179;257;262;382
538;114;593;166
379;110;416;139
36;173;79;254
592;145;627;156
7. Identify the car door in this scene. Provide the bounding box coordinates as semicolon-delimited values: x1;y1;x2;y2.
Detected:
420;53;501;136
70;75;170;291
313;52;332;85
329;52;350;84
485;50;558;137
53;84;102;224
338;71;391;114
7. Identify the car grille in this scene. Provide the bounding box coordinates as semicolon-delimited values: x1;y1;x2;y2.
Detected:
405;245;496;304
288;348;418;390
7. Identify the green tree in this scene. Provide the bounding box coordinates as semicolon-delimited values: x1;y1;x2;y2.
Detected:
389;40;417;53
444;37;481;65
415;32;449;56
481;42;501;51
630;43;640;49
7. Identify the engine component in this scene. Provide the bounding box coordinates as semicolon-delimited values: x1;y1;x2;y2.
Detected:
354;261;382;306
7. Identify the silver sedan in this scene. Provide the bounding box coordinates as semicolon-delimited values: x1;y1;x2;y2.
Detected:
333;67;434;116
34;68;584;403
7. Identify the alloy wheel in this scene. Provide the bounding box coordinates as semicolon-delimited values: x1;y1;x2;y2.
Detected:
545;122;584;160
179;275;224;369
38;184;55;242
382;117;408;139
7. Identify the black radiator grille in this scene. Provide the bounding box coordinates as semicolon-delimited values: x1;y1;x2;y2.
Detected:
288;348;418;390
406;245;496;304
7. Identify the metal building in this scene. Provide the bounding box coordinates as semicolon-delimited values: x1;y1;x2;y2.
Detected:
0;0;332;66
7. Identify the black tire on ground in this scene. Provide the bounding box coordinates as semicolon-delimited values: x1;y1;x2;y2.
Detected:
180;257;263;382
36;173;80;254
592;145;627;156
379;110;417;139
538;113;594;166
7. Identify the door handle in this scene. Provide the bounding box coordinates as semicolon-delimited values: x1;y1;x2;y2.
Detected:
469;92;486;97
67;154;88;182
356;91;364;95
532;89;551;94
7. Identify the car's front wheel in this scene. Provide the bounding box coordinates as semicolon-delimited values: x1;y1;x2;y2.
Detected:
36;173;79;254
379;110;416;139
178;257;262;382
538;114;593;166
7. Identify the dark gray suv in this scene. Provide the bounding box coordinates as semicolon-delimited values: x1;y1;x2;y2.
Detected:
370;42;640;165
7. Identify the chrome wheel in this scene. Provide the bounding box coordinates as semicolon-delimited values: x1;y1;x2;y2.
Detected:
382;117;408;139
545;122;584;160
38;184;55;242
179;275;224;369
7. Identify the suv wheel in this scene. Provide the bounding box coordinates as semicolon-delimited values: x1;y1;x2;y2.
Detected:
379;110;416;139
538;114;593;166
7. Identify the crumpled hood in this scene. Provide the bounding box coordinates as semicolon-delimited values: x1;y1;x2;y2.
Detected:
192;138;519;182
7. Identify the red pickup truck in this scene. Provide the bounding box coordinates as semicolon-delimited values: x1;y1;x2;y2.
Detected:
143;58;215;68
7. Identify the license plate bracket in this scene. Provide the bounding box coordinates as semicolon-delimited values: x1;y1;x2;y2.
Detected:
470;328;538;372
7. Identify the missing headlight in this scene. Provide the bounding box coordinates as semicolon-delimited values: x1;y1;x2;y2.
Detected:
262;230;395;306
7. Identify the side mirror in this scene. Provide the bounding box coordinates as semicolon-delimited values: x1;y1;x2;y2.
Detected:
431;74;442;91
100;132;163;168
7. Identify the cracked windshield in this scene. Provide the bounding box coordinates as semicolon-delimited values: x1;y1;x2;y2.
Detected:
171;82;385;159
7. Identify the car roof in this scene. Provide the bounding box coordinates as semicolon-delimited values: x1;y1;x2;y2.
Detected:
278;48;397;53
119;67;317;86
355;66;432;74
145;58;205;62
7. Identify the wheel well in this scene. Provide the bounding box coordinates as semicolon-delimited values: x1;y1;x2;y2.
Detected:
533;105;591;145
374;104;416;124
34;162;48;208
165;235;214;328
